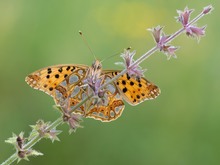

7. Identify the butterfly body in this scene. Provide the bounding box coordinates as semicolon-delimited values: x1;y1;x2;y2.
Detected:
26;60;160;122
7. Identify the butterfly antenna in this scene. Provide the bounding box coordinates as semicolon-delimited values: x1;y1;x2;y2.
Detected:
100;46;131;63
79;31;96;60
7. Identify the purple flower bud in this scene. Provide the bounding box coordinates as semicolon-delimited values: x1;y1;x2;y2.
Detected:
186;25;206;40
203;5;213;14
177;7;194;26
83;60;107;98
162;45;178;60
84;75;105;97
149;26;178;59
148;26;163;43
190;25;206;36
67;113;83;132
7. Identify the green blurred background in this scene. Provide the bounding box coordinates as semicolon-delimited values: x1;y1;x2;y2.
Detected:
0;0;219;165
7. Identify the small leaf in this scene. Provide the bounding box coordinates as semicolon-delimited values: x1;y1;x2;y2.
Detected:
5;135;17;145
53;105;63;112
30;150;44;156
5;132;25;146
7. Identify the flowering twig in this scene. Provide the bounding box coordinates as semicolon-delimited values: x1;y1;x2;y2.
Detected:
1;5;213;165
1;118;63;165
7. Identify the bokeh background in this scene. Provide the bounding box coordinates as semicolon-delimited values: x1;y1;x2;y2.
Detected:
0;0;219;165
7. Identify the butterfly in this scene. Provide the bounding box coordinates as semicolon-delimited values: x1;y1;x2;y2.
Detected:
25;60;160;122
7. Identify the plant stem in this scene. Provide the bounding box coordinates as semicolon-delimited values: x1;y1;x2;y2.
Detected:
1;154;17;165
69;92;93;114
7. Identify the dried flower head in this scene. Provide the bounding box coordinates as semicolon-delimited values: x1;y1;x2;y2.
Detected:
177;7;194;26
120;49;145;77
83;60;106;97
17;149;43;162
5;132;25;149
148;26;178;59
176;7;208;41
62;112;83;133
5;132;43;162
29;120;61;142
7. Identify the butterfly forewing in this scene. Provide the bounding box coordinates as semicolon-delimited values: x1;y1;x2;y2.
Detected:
25;64;88;97
105;71;160;105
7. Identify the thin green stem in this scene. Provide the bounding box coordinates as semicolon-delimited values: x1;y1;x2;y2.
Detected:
1;154;17;165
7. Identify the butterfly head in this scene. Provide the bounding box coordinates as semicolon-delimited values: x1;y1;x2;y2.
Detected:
91;60;102;76
92;60;102;71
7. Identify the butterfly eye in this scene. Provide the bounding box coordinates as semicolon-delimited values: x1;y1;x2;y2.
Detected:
97;64;102;70
92;61;95;68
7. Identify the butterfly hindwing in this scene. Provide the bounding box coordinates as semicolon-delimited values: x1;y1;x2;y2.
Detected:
52;72;125;122
85;96;125;122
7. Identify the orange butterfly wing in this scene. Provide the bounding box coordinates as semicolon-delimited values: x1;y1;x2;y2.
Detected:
105;71;160;105
53;72;125;122
25;64;88;97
